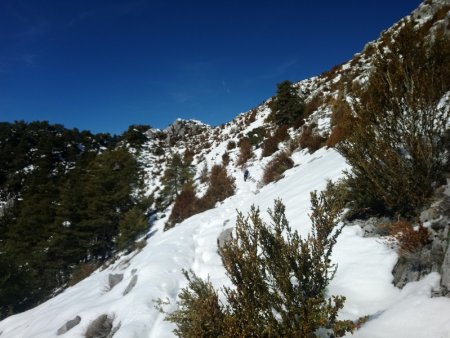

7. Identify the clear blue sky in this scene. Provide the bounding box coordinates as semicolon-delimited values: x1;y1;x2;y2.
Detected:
0;0;420;135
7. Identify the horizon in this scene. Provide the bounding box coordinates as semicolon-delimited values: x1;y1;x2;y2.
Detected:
0;0;421;135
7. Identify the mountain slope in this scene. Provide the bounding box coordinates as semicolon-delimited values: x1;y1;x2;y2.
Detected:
2;146;450;338
1;1;450;336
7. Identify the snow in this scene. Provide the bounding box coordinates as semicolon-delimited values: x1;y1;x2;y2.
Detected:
2;146;450;338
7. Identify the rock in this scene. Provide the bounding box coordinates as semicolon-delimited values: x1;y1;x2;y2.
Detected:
108;274;123;290
217;228;233;248
123;275;138;296
56;315;81;335
441;241;450;293
350;217;390;237
430;216;448;230
420;195;450;224
392;249;434;289
85;314;114;338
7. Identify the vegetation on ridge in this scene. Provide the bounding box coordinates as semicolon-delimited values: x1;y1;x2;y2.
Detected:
337;22;450;217
159;189;355;337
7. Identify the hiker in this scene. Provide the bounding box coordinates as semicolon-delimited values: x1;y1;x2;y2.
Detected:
244;169;249;182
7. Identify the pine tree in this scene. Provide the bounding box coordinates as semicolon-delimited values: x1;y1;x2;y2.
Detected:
78;148;140;259
268;80;305;127
160;153;195;206
116;206;148;250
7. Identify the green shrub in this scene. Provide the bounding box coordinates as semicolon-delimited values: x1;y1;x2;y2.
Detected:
337;23;450;216
246;127;266;146
268;80;305;127
263;151;294;184
160;196;355;337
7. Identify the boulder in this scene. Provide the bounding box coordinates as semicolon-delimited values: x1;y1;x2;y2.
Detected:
56;315;81;335
217;228;233;249
108;274;123;291
123;275;138;296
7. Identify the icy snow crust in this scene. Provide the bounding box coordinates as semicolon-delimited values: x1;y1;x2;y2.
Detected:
2;147;450;338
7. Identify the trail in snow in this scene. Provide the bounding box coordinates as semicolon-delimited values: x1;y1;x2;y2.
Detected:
1;148;450;338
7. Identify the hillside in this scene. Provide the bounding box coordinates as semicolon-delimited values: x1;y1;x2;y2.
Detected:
1;0;450;337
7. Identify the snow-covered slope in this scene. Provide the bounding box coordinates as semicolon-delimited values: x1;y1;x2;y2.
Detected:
2;1;450;337
1;146;450;338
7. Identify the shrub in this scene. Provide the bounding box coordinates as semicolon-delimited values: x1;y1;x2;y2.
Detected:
226;140;236;150
236;138;253;166
261;135;279;157
263;151;294;185
68;262;98;287
222;152;230;166
121;124;150;148
246;109;257;124
158;271;225;337
303;94;324;118
337;23;450;216
161;196;355;337
200;165;235;209
262;126;289;157
326;97;354;148
198;163;208;184
389;220;430;257
246;127;266;146
267;80;305;127
166;166;235;230
299;124;327;153
183;148;195;164
166;184;200;231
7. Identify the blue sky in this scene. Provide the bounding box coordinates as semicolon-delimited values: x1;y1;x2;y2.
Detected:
0;0;420;135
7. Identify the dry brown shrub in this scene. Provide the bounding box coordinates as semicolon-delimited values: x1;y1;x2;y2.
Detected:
303;94;324;118
292;116;306;130
166;185;200;230
246;109;257;124
389;220;430;256
183;148;195;164
299;124;327;153
262;126;289;157
199;165;236;210
222;152;230;166
326;100;355;147
226;140;236;150
236;138;253;166
68;262;98;286
419;4;450;35
261;135;279;157
263;152;294;185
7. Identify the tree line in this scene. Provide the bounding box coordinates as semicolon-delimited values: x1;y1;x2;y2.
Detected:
0;121;148;319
